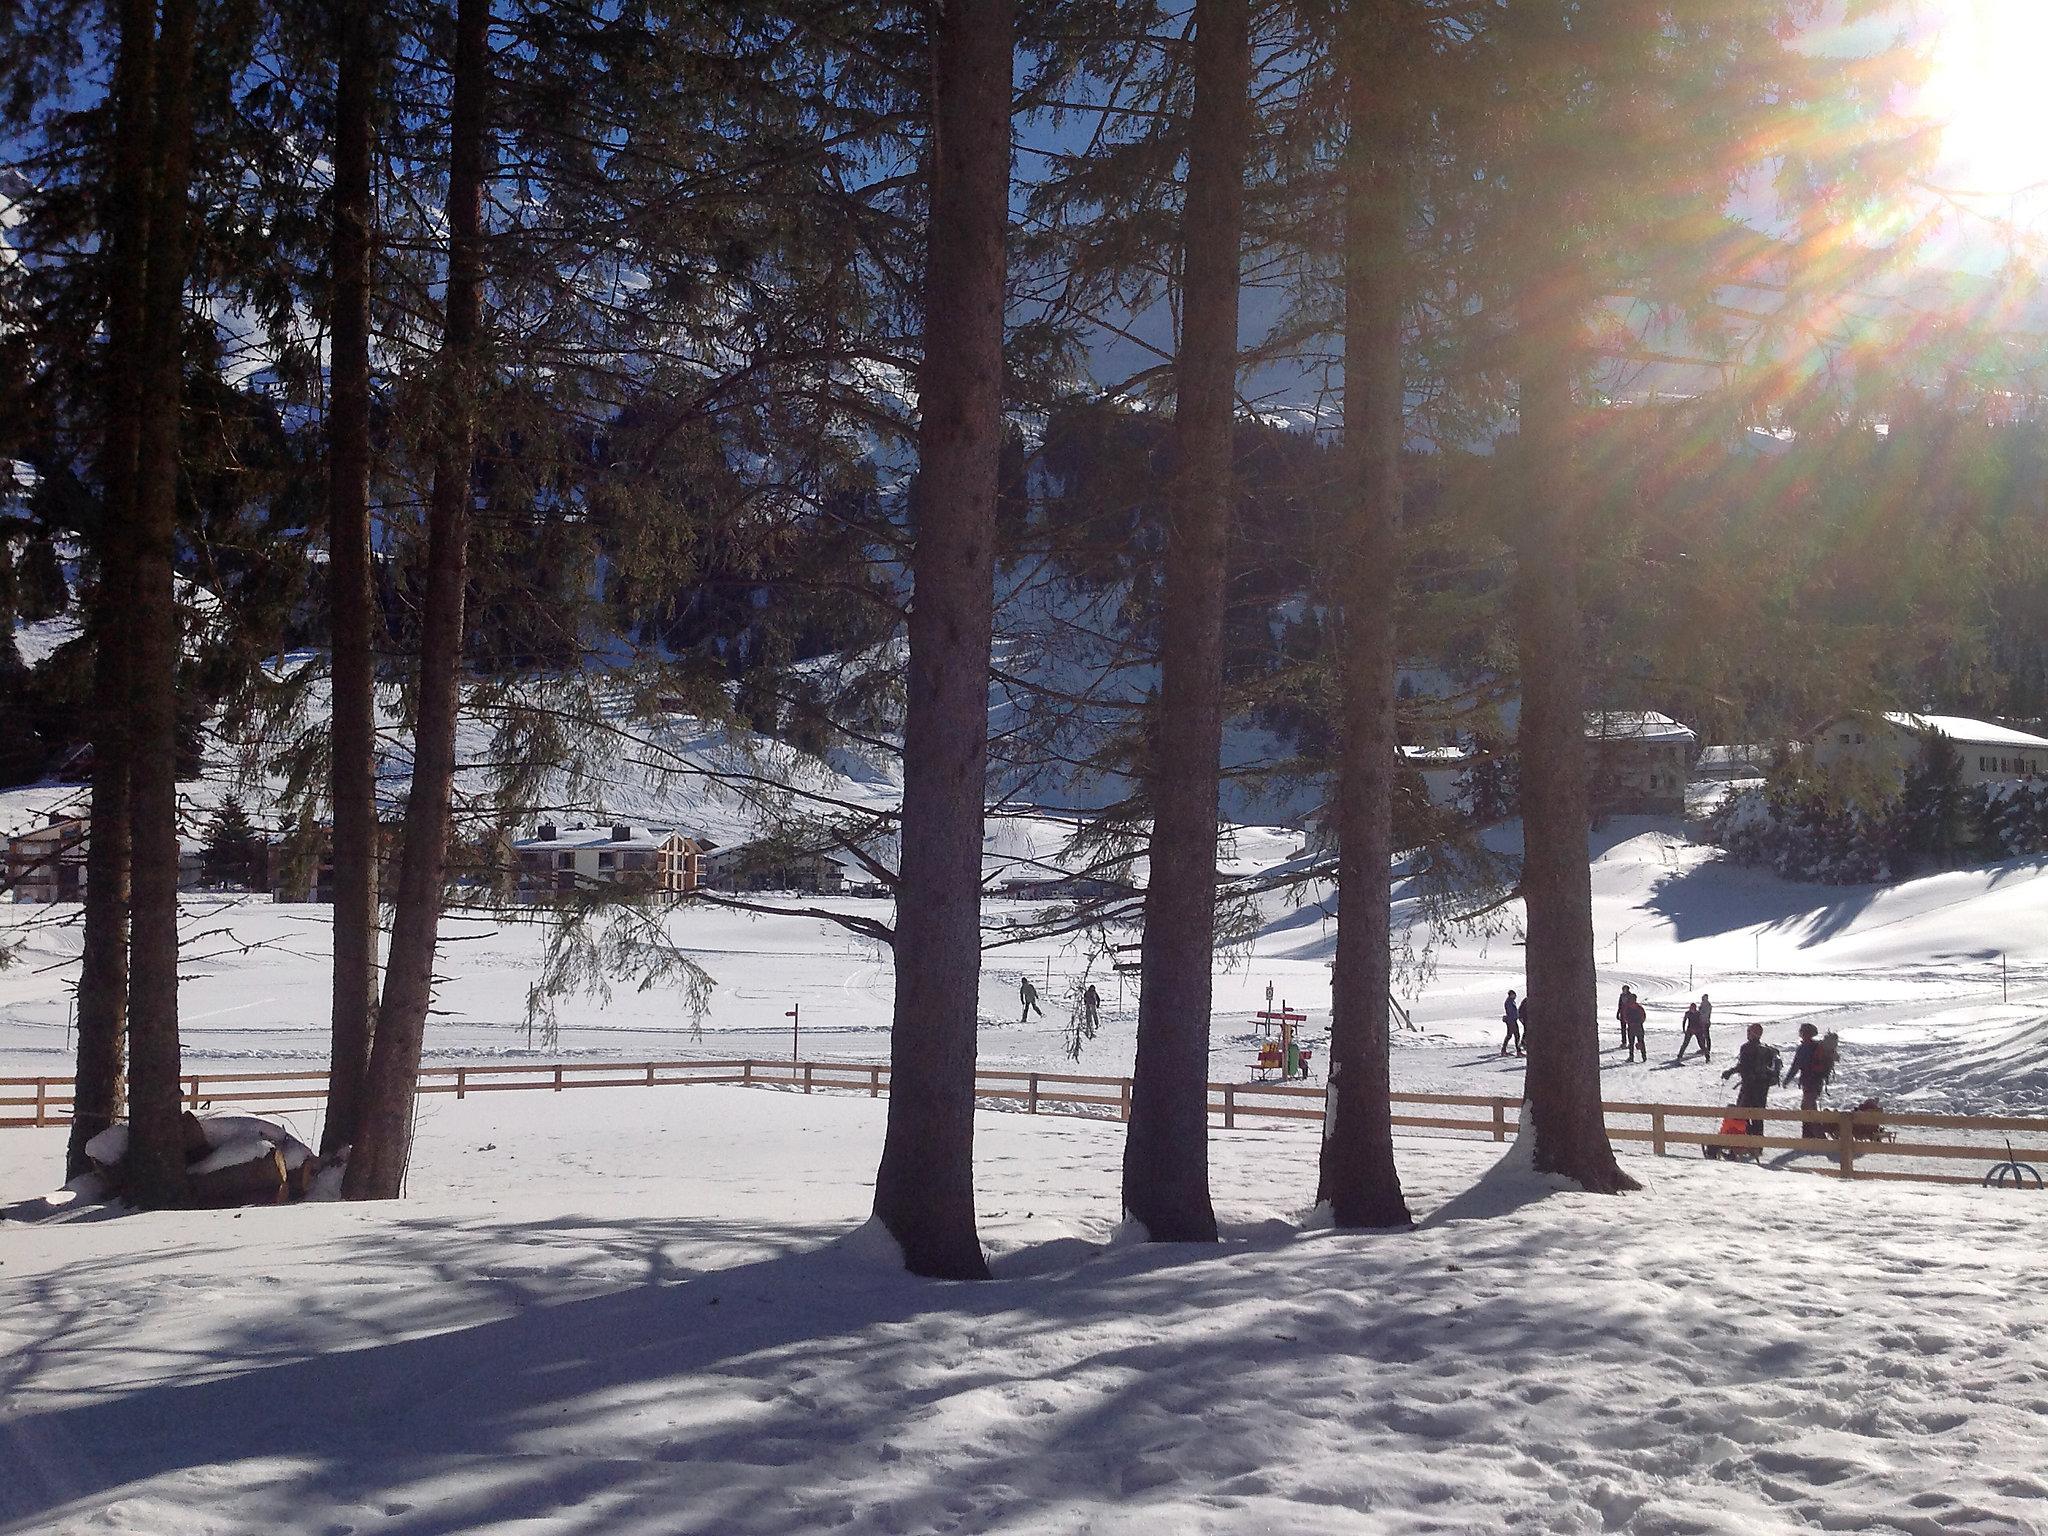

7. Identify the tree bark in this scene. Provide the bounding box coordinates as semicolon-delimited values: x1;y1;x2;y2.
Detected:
343;0;489;1200
66;0;156;1180
1316;0;1412;1230
1511;334;1634;1194
870;0;1012;1281
1122;0;1249;1244
322;0;381;1159
124;0;201;1208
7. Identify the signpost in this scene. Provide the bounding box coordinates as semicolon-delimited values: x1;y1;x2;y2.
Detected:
787;1004;800;1063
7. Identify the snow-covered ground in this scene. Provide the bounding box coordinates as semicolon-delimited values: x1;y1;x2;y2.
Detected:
7;818;2048;1531
6;1086;2048;1535
6;819;2046;1126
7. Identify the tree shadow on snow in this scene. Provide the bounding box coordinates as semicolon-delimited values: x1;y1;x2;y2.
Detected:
0;1210;1384;1536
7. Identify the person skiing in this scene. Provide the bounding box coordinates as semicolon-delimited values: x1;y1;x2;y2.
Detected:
1676;1001;1708;1063
1621;989;1648;1063
1695;993;1714;1061
1081;983;1101;1032
1784;1022;1837;1139
1019;976;1043;1022
1501;989;1524;1057
1721;1022;1782;1146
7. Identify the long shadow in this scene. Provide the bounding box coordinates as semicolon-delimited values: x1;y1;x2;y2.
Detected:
4;1214;1366;1534
1641;860;1885;947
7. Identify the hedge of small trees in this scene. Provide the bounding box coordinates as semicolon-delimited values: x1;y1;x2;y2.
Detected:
1706;734;2048;884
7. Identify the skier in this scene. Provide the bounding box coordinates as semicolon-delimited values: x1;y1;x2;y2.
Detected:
1676;1001;1708;1063
1784;1022;1837;1139
1695;993;1714;1061
1500;989;1524;1057
1621;989;1648;1063
1019;976;1043;1022
1082;983;1101;1032
1721;1022;1782;1145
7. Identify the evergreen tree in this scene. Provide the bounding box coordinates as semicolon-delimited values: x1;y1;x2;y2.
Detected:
200;795;264;889
1122;0;1251;1247
871;0;1013;1282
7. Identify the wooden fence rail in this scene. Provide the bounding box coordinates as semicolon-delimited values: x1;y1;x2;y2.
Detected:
4;1059;2044;1189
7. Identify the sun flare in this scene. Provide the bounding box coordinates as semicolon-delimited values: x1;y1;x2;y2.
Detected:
1919;1;2048;196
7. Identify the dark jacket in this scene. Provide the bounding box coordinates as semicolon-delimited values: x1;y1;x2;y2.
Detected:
1724;1040;1781;1094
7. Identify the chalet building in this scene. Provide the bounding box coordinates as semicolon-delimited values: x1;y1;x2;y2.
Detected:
8;813;205;902
701;840;852;896
1586;711;1697;816
511;823;703;901
7;812;88;903
266;823;405;904
1810;712;2048;791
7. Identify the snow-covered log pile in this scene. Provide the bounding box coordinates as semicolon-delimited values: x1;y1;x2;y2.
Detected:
84;1114;320;1207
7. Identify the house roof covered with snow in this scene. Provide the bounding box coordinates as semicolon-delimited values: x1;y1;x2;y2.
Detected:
1882;713;2048;751
512;824;696;852
1584;711;1695;745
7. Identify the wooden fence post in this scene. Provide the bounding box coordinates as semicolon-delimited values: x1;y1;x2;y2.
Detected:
1119;1079;1130;1121
186;1076;201;1111
646;1063;656;1088
1651;1109;1666;1157
1028;1074;1040;1114
803;1063;813;1095
456;1068;466;1100
869;1065;881;1098
1224;1085;1235;1130
1492;1100;1507;1142
743;1059;754;1085
1837;1110;1857;1179
34;1078;46;1127
553;1065;563;1092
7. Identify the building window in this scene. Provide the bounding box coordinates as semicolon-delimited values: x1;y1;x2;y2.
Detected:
598;851;616;870
1838;733;1850;744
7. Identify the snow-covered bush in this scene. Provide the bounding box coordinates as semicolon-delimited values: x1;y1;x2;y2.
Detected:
1704;775;1895;884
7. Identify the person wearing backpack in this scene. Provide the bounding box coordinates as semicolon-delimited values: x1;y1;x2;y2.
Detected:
1784;1023;1837;1140
1722;1022;1782;1143
1500;989;1524;1057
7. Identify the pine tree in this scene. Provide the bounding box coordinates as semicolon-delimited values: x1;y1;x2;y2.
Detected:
66;0;156;1180
1317;0;1418;1232
1121;0;1251;1246
345;0;492;1201
322;0;382;1158
200;795;264;889
871;0;1013;1281
125;0;202;1209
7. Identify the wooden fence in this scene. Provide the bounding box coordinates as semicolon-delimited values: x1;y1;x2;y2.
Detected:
4;1058;2043;1189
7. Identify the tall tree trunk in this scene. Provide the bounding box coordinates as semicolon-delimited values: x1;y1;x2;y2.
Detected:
1122;0;1249;1244
343;0;489;1201
322;0;381;1159
124;0;200;1208
1511;335;1634;1193
1316;0;1412;1230
870;0;1012;1281
66;0;156;1180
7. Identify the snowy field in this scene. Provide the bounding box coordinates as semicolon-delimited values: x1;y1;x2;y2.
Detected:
6;819;2048;1125
5;1086;2048;1535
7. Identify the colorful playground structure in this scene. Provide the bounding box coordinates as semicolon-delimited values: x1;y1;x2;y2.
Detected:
1252;1003;1314;1082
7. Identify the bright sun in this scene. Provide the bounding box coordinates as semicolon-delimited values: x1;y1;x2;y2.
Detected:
1919;1;2048;196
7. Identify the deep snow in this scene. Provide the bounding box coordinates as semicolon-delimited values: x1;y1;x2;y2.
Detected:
5;1087;2048;1535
